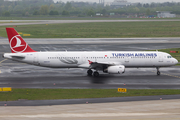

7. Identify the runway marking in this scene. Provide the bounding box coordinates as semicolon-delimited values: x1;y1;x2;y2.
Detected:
152;71;180;79
0;59;7;73
0;113;175;118
0;59;7;64
161;73;180;78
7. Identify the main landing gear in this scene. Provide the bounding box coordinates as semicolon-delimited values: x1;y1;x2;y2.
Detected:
87;69;93;76
87;69;99;77
156;67;160;75
93;71;99;77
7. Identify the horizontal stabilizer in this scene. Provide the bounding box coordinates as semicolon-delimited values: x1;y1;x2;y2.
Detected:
11;55;25;59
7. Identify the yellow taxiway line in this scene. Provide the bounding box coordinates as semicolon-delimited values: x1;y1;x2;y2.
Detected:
0;59;7;64
0;59;7;73
152;71;180;79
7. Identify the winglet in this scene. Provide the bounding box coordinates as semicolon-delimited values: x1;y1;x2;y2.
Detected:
6;28;36;53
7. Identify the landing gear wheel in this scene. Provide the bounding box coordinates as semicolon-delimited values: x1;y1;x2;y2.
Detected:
157;71;160;75
93;71;99;77
87;69;93;76
156;67;160;76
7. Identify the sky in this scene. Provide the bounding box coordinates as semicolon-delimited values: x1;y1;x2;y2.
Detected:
54;0;180;3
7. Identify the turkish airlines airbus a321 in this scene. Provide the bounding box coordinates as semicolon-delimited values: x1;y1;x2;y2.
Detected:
3;28;178;77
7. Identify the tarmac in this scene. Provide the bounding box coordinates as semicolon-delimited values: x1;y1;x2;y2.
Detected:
0;38;180;89
0;99;179;120
0;19;180;119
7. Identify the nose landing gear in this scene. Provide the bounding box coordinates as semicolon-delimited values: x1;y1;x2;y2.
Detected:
156;67;160;75
157;71;160;75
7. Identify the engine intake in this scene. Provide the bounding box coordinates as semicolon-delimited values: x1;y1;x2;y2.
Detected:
107;65;125;74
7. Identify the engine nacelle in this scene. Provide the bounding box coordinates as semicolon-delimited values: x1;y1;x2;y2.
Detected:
107;65;125;74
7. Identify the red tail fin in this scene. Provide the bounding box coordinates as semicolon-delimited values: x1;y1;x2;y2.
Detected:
6;28;36;53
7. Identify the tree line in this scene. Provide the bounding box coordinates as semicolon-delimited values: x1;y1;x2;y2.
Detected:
0;0;180;17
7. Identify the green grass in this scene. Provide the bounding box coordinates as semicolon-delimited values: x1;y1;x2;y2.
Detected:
0;21;35;23
1;21;180;38
0;89;180;101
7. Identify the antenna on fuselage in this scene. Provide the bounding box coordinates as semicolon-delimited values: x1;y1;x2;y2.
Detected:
156;50;158;52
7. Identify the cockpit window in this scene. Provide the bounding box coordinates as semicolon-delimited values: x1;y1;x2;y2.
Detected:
167;56;172;58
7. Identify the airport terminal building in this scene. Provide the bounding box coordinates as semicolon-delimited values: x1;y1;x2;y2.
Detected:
156;11;176;18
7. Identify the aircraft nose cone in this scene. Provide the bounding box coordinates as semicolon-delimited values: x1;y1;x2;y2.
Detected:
173;58;178;65
175;59;178;64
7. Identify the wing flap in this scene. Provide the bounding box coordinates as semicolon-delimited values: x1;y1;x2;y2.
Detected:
89;61;122;69
94;61;121;65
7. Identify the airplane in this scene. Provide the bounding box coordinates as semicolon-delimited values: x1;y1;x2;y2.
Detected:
3;28;178;77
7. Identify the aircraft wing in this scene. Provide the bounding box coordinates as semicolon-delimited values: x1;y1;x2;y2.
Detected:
78;60;122;69
89;61;122;69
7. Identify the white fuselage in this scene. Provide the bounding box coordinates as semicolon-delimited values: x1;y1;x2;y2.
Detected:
3;51;178;70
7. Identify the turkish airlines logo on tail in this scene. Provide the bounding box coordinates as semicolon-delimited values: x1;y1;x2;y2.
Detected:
10;35;27;53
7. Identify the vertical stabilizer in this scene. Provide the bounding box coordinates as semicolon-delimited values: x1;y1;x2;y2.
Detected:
6;28;36;53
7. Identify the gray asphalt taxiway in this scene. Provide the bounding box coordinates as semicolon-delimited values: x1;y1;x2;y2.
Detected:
0;38;180;89
1;19;180;26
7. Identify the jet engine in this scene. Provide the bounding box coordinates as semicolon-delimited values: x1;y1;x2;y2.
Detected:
107;65;125;74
